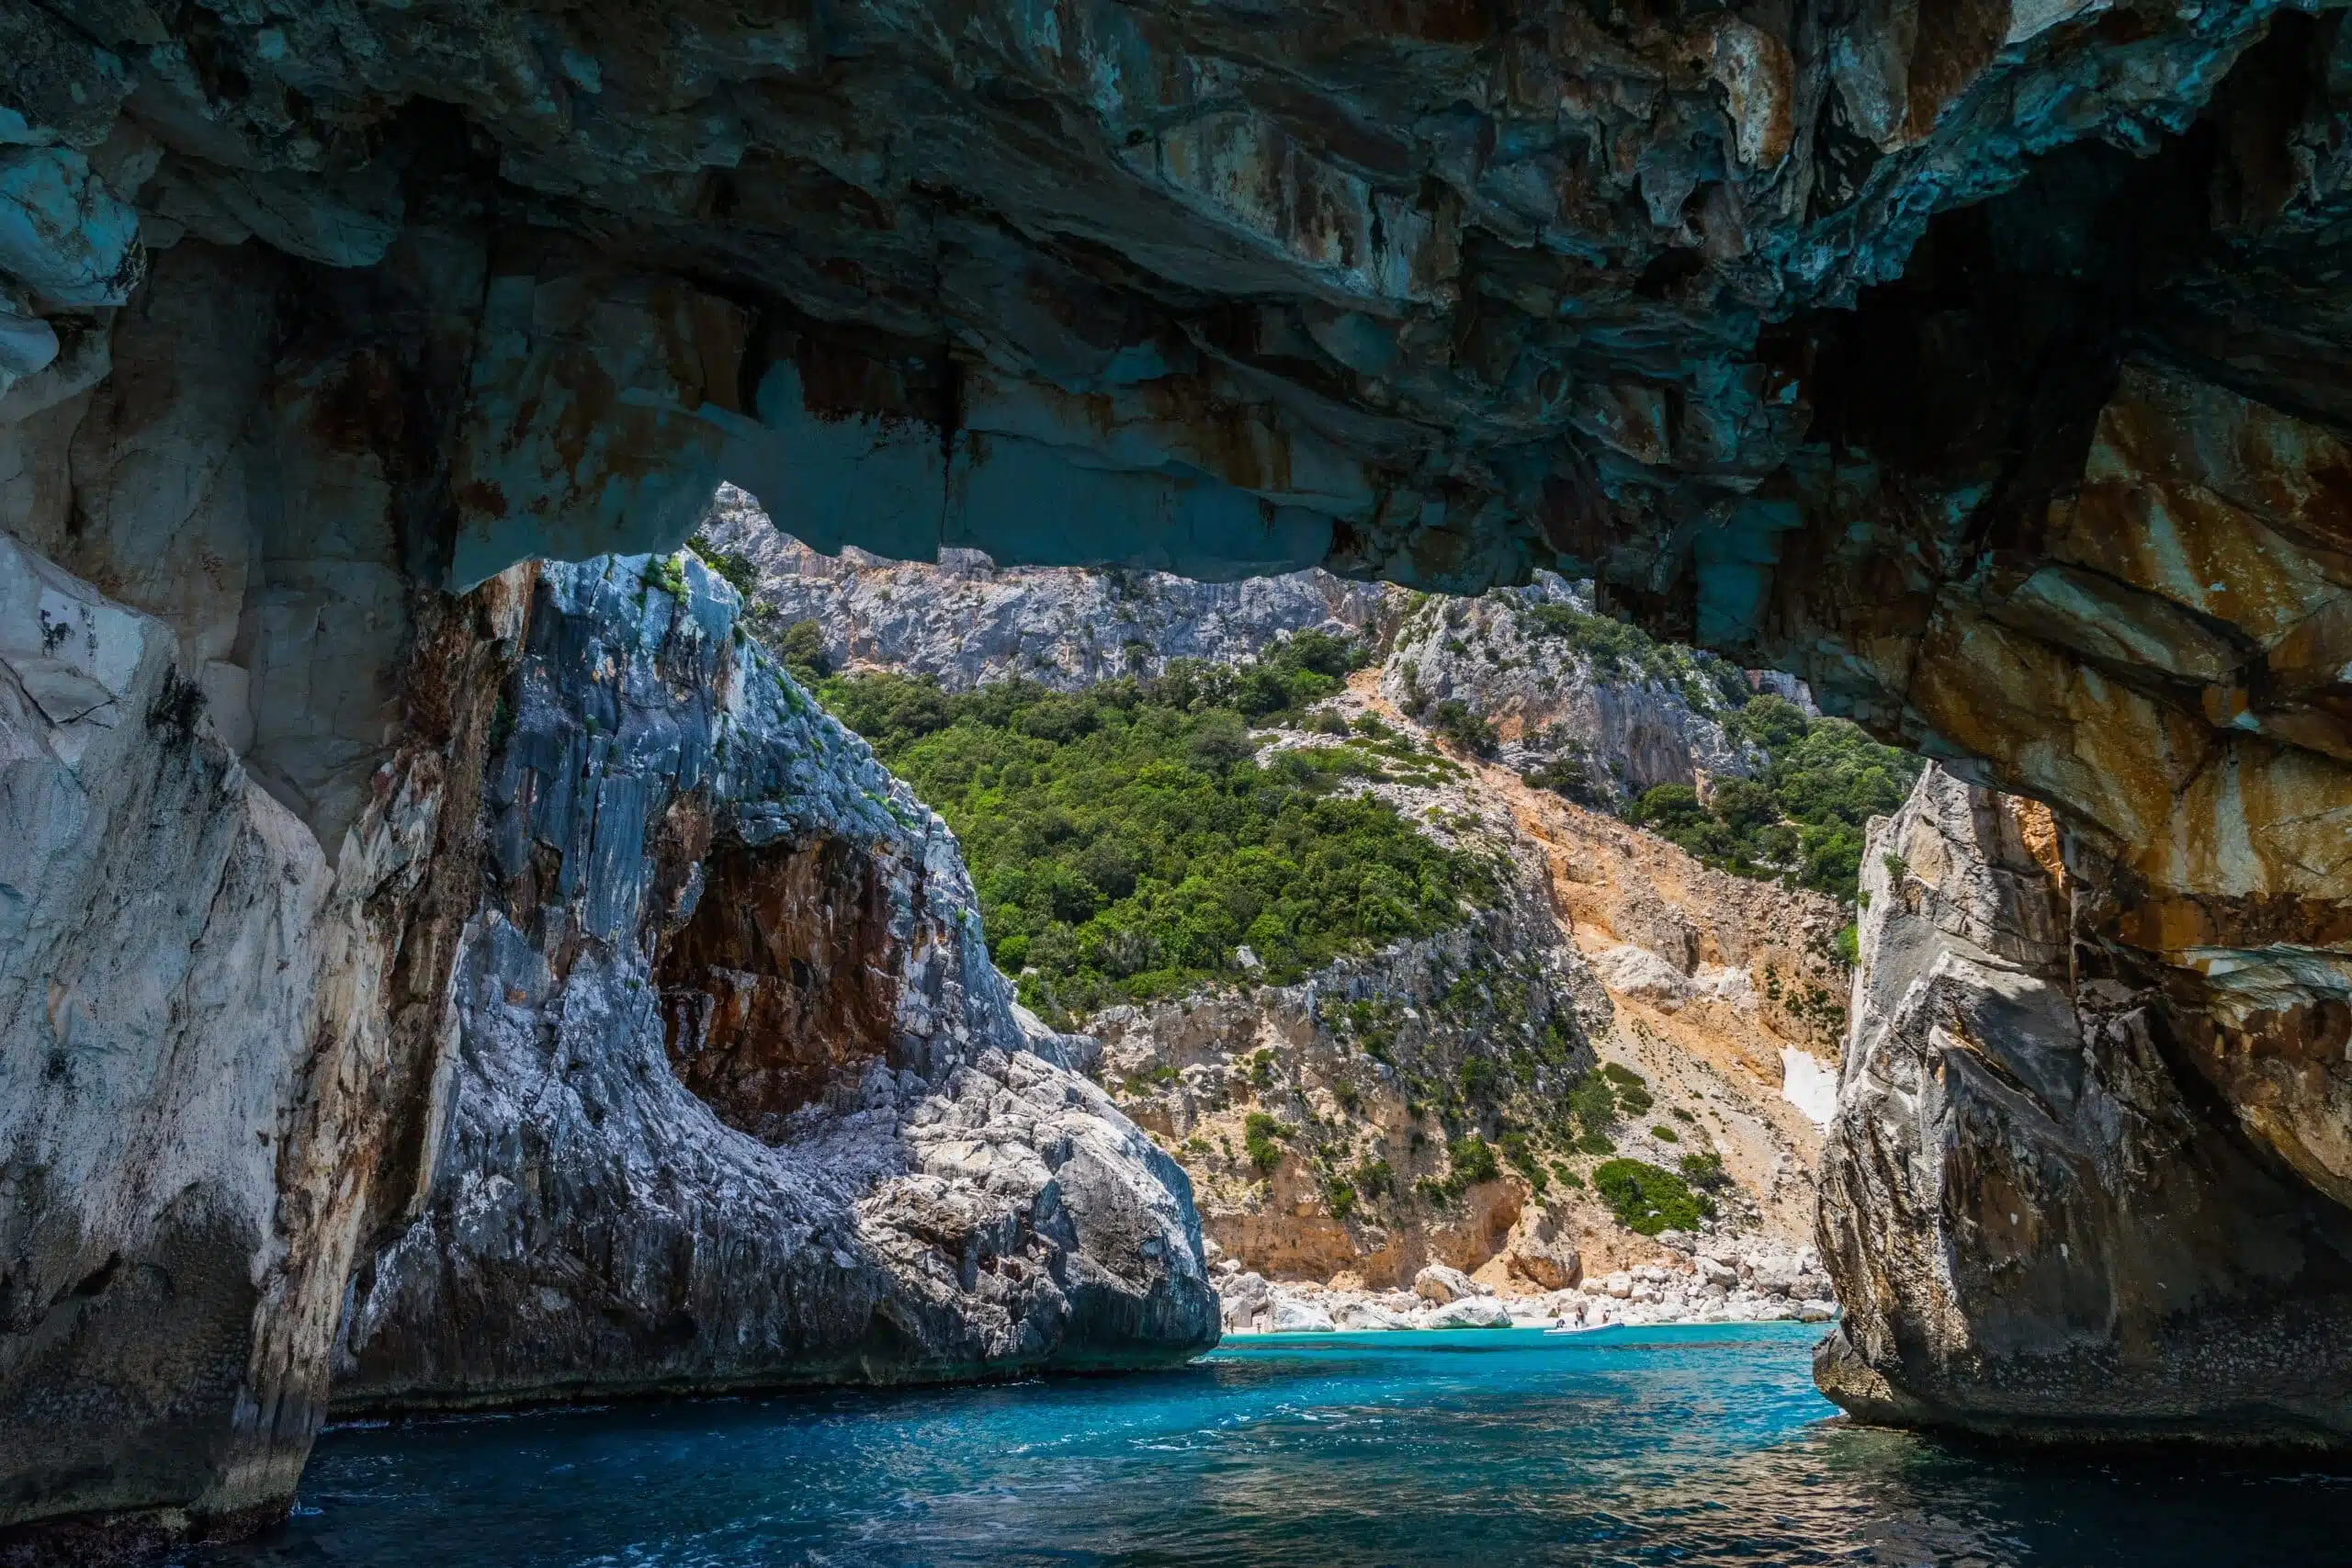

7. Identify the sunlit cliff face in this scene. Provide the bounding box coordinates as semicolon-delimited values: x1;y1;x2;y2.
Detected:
2;0;2351;1541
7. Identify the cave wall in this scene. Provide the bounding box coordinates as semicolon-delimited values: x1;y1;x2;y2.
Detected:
658;837;906;1138
0;0;2347;1548
1818;765;2352;1442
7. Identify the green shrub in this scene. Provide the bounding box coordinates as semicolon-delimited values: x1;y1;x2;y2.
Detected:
1650;1124;1679;1143
1552;1163;1585;1189
1449;1134;1500;1187
1600;1064;1655;1116
1521;754;1601;805
1576;1129;1614;1156
1351;1157;1393;1198
1428;699;1498;757
1622;696;1921;904
1591;1158;1713;1235
1628;784;1706;835
814;661;1498;1018
1498;1130;1548;1193
1679;1152;1728;1189
1244;1111;1294;1173
1834;923;1860;967
1458;1055;1502;1103
1568;1073;1617;1137
687;535;762;600
1726;694;1811;751
1324;1177;1359;1219
774;618;832;684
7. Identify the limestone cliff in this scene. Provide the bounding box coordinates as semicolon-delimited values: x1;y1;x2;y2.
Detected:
1815;765;2352;1444
1379;571;1767;807
727;507;1858;1309
0;525;1211;1560
334;554;1214;1409
695;484;1402;690
1097;680;1849;1304
0;0;2346;1526
708;487;1771;811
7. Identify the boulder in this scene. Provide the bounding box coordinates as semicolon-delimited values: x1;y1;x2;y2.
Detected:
1425;1297;1514;1330
1271;1299;1338;1333
1502;1207;1583;1292
1335;1302;1416;1331
1413;1263;1489;1304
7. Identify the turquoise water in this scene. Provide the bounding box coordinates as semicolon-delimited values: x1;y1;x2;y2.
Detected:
197;1325;2348;1567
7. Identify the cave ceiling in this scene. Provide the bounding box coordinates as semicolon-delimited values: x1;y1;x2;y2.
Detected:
4;1;2349;964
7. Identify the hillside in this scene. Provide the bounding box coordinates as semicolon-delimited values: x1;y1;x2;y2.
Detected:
703;493;1901;1327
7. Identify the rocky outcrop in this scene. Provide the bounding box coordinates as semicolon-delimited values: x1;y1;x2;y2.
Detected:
695;485;1402;690
1381;573;1764;805
0;0;2346;1524
0;525;1212;1556
1098;669;1845;1299
1;530;349;1544
1097;897;1600;1291
1216;1228;1837;1335
707;484;1771;807
1815;765;2352;1444
332;554;1214;1409
1;536;532;1557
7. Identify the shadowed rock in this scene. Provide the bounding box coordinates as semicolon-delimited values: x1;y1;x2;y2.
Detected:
3;0;2352;1554
1816;765;2352;1444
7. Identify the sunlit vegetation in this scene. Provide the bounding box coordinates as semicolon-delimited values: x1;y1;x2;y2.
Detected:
687;533;760;600
813;637;1500;1020
1592;1157;1714;1235
1624;695;1922;904
1514;599;1756;712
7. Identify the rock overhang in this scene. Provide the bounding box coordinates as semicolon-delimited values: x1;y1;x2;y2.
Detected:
1;0;2348;1306
0;3;2325;596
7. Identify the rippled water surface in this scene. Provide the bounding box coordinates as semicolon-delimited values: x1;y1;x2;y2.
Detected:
196;1325;2349;1567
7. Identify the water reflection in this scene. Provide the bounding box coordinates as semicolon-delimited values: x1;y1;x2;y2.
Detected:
192;1326;2349;1568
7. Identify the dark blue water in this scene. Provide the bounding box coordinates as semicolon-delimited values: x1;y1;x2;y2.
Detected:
195;1325;2349;1567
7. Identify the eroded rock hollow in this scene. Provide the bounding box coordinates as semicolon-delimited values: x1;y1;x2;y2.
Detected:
2;0;2350;1552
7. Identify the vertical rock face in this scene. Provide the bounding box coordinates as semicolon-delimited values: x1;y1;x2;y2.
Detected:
3;461;1211;1552
1376;574;1766;806
1;234;531;1550
0;0;2347;1540
0;532;334;1537
1815;766;2352;1444
331;554;1216;1410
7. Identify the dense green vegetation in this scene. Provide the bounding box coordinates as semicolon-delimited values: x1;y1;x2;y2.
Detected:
814;637;1500;1019
1591;1158;1714;1235
1624;695;1921;904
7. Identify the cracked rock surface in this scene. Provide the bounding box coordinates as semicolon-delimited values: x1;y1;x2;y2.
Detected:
2;2;2352;1551
1815;765;2352;1444
334;554;1216;1409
